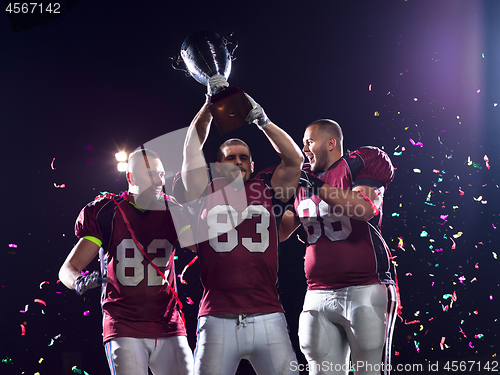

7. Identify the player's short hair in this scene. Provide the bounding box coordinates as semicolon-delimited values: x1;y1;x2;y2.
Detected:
216;138;252;162
127;148;160;173
307;119;343;144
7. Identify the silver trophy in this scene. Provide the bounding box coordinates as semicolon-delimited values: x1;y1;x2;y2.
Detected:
173;30;252;134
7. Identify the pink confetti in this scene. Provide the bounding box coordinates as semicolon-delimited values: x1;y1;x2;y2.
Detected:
39;281;49;289
409;138;423;147
440;337;446;350
484;155;490;169
34;299;46;306
450;237;456;250
51;158;56;170
20;324;26;336
493;224;497;230
368;84;372;91
186;297;194;305
475;263;479;269
404;319;420;325
296;234;305;244
405;273;413;276
53;183;66;188
8;243;17;248
83;310;90;316
20;304;29;313
440;214;449;224
469;342;475;348
459;326;467;338
470;277;477;283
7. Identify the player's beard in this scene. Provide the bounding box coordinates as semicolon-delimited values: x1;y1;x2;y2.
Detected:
309;144;329;173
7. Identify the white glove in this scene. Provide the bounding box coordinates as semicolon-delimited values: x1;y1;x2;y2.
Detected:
74;270;109;295
207;74;229;96
245;94;271;130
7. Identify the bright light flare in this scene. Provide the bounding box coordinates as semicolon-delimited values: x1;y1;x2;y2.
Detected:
117;162;128;172
115;152;127;162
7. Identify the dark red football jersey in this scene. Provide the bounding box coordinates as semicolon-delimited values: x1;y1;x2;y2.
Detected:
294;147;395;290
178;171;288;316
75;194;186;342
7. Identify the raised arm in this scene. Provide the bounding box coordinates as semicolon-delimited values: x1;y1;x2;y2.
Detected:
245;95;304;202
181;101;212;202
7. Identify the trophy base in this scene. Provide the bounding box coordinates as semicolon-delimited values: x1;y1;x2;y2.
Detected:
209;86;252;135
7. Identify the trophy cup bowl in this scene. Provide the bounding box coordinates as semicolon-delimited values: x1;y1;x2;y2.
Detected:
175;30;252;134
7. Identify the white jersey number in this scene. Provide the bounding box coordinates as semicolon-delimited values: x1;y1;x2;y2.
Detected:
296;199;352;244
207;204;270;253
115;238;173;286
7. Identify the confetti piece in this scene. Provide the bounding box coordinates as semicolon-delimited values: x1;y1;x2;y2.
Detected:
484;155;490;169
72;366;90;375
20;304;29;313
187;297;194;305
20;324;26;336
405;273;412;276
39;358;44;363
469;342;475;349
452;232;463;238
39;281;49;289
420;231;429;237
413;168;421;173
51;158;56;170
397;237;405;251
374;111;380;116
8;243;17;248
179;255;198;285
54;183;66;188
449;237;456;249
409;138;423;147
404;319;420;325
34;299;46;306
475;334;484;339
440;337;446;350
493;252;498;259
296;234;305;244
368;84;372;91
414;340;420;352
83;310;90;316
